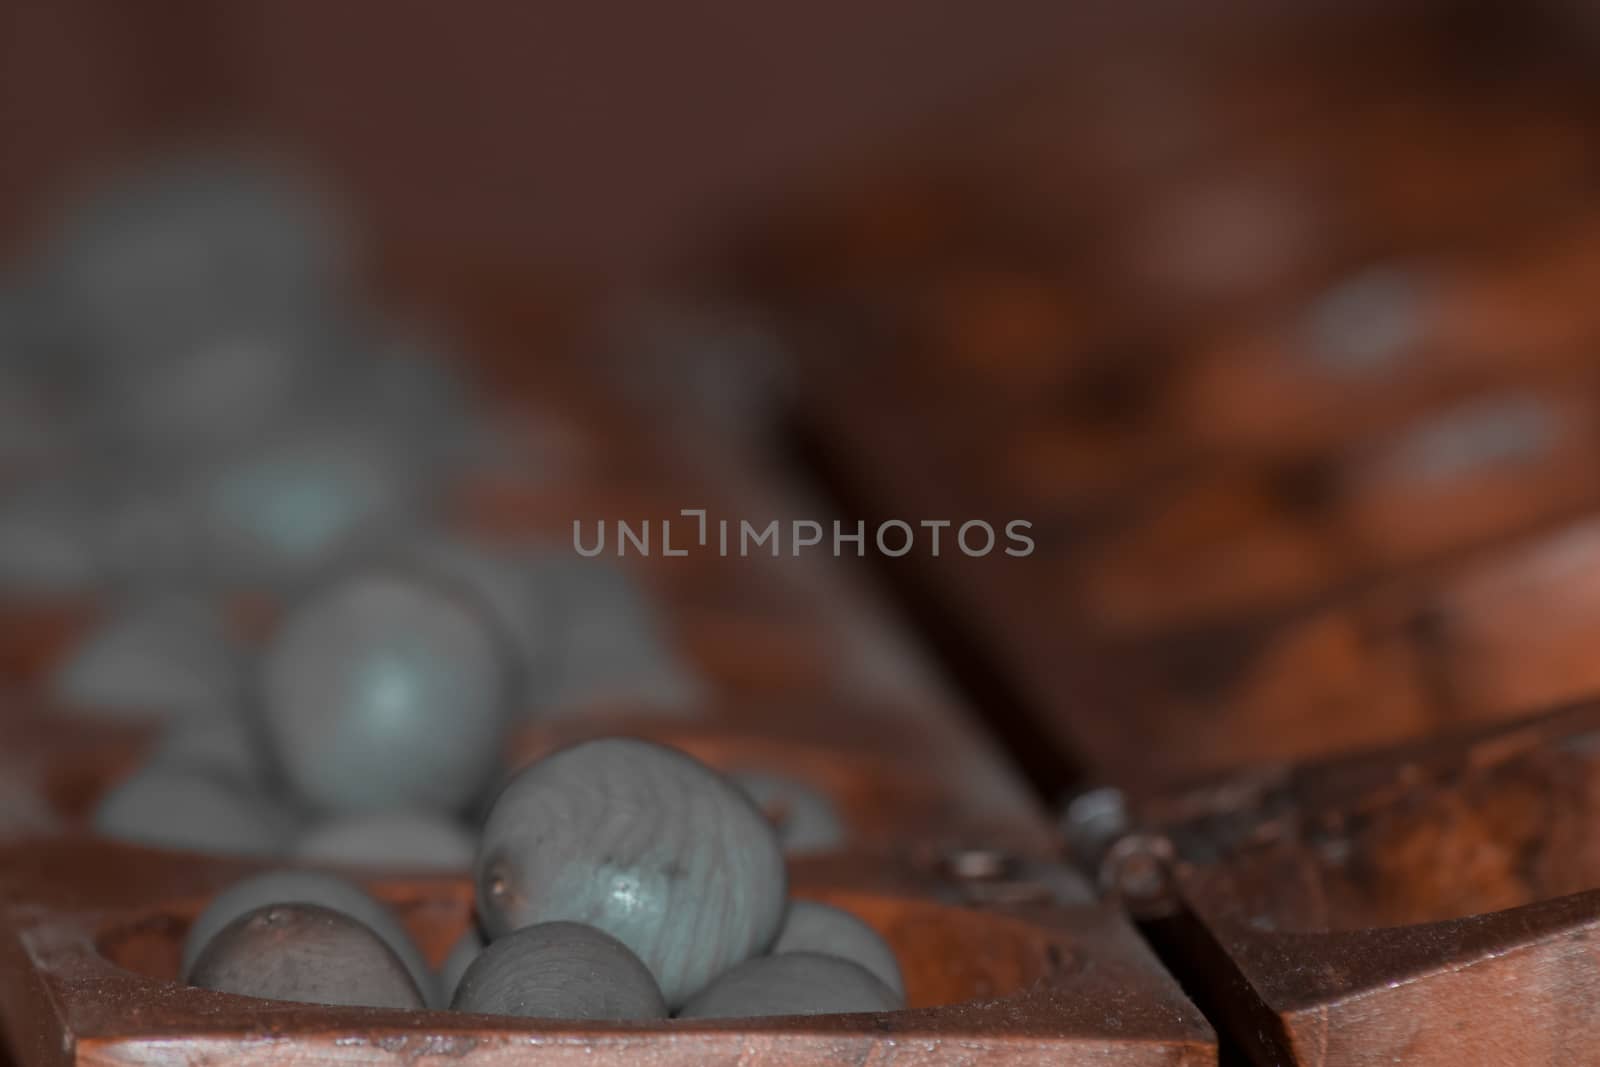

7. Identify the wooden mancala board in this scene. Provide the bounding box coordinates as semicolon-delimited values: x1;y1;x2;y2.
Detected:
729;15;1600;1065
0;330;1214;1065
1110;697;1600;1066
737;11;1600;797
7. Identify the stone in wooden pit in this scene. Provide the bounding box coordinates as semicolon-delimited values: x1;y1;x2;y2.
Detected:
438;927;486;1006
731;771;846;854
259;568;513;815
41;153;346;374
772;901;904;1002
476;737;786;1008
93;766;293;859
527;557;705;717
0;482;103;594
452;921;666;1021
182;869;439;1007
189;903;424;1010
677;952;900;1019
146;707;267;786
52;593;239;720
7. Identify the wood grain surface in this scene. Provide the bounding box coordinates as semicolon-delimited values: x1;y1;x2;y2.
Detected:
0;839;1216;1066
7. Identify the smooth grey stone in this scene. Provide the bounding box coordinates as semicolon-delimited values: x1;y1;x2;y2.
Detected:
371;539;703;720
51;593;238;719
380;534;549;684
731;772;846;855
295;811;477;872
0;279;29;357
146;706;267;786
364;325;476;460
0;482;103;594
0;364;73;469
259;569;513;814
676;952;900;1019
527;556;705;717
42;153;347;370
0;280;81;468
438;927;485;1006
181;868;438;1006
1376;393;1555;485
189;903;423;1010
96;478;205;588
94;315;347;461
93;766;295;858
452;921;666;1021
1301;266;1432;374
192;423;433;584
476;738;786;1009
771;901;904;1001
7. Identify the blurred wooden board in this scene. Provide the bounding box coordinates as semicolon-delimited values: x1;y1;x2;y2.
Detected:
1123;700;1600;1065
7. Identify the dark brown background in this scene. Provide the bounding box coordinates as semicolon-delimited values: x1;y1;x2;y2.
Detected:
0;0;1367;288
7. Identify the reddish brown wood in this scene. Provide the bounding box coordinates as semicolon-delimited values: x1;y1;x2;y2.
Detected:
1069;471;1349;640
1105;700;1600;1065
743;38;1600;441
740;6;1600;333
775;321;1600;793
1088;508;1600;786
1167;211;1600;462
1073;367;1600;641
